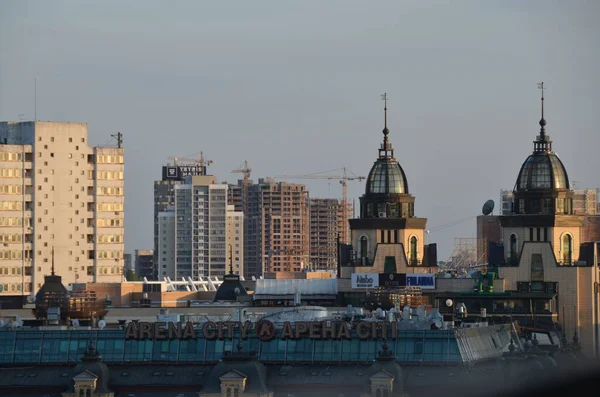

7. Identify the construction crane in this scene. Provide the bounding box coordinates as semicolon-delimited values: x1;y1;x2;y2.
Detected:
167;152;213;174
274;167;365;245
232;161;252;215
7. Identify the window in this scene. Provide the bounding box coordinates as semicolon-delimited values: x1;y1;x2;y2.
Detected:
410;236;418;265
562;234;573;265
509;234;518;264
360;236;368;260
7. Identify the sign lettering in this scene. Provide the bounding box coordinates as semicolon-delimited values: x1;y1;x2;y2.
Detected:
124;320;398;340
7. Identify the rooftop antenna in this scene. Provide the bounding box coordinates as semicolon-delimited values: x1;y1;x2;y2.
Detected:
34;78;37;121
51;247;55;276
381;92;388;130
111;132;123;148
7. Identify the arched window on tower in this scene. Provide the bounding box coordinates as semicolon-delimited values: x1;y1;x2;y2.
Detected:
360;236;368;263
562;234;573;265
410;236;418;265
509;234;518;265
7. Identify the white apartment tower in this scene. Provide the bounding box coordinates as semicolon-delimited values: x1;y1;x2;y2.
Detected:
226;204;244;276
0;121;124;302
175;176;226;278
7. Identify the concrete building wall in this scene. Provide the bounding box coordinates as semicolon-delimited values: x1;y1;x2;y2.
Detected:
0;121;124;298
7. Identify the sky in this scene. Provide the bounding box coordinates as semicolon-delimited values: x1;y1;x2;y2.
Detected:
1;0;599;260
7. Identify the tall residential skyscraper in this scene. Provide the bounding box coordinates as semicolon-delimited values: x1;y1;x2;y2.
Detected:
0;121;124;303
309;198;352;271
165;175;243;279
229;177;309;277
153;162;209;280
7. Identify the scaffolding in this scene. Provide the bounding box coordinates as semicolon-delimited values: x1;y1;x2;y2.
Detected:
445;238;487;270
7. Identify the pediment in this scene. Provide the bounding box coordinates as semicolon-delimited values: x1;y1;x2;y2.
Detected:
370;370;394;381
73;370;98;381
220;370;247;380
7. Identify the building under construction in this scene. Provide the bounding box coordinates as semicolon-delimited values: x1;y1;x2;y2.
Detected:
309;198;353;271
229;177;310;278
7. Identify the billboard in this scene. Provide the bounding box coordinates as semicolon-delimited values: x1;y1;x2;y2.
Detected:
406;273;436;289
351;273;379;289
162;165;205;181
378;273;406;287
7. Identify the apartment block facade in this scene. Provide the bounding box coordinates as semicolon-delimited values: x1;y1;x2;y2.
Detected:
309;198;352;271
164;175;243;279
229;178;309;278
0;121;124;302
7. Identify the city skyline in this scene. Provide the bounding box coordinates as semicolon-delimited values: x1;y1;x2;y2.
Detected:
1;0;599;259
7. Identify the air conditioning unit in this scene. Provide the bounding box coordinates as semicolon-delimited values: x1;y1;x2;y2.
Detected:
378;212;386;218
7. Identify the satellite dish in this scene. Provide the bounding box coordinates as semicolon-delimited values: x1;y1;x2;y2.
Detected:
446;299;453;307
72;319;80;328
482;200;495;216
98;320;106;329
434;318;443;329
26;295;35;304
234;287;241;296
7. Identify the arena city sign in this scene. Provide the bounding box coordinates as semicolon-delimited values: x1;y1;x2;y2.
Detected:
124;320;398;341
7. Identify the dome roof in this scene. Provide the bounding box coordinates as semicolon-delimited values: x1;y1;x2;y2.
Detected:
515;152;569;191
366;159;408;195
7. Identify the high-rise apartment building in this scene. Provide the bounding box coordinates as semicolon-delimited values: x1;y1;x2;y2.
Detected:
226;205;244;276
153;163;208;280
0;121;124;303
167;175;243;279
229;178;309;277
309;198;352;271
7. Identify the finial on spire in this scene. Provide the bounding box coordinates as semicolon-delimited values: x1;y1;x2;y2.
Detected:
381;93;389;135
51;247;55;276
537;82;547;135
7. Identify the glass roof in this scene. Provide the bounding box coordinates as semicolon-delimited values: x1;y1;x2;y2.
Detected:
516;153;569;191
366;160;408;195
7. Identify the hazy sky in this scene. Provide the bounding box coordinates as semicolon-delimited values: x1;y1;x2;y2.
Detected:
1;0;599;260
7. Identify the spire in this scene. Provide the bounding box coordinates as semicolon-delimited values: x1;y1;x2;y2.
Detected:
533;82;552;153
379;93;393;158
538;82;547;137
228;244;234;275
51;247;55;276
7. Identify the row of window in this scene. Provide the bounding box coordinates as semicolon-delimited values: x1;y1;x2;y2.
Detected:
0;250;27;260
0;234;24;243
96;250;123;259
0;152;24;161
0;266;22;275
38;136;85;143
97;203;124;212
97;187;124;196
96;171;124;180
0;185;24;194
96;154;124;164
97;234;124;243
0;169;23;178
0;201;23;211
0;217;30;227
97;218;124;227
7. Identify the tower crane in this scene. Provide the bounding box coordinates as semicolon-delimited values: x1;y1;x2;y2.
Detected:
232;161;252;215
274;167;365;245
167;152;213;174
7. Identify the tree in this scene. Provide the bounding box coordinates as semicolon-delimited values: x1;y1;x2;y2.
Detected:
125;269;138;281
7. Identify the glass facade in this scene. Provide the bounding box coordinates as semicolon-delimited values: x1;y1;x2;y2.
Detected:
366;161;407;195
517;154;568;191
0;329;461;364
